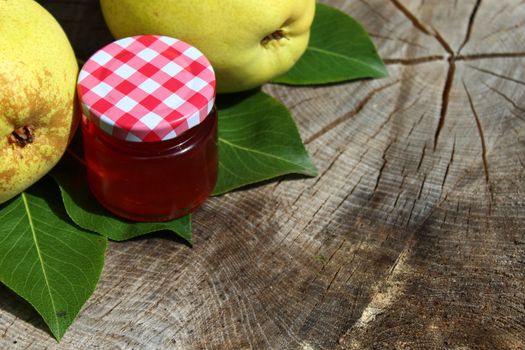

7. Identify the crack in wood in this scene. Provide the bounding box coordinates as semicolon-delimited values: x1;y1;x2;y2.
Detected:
305;80;401;144
389;0;455;56
81;277;128;312
467;65;525;86
370;92;424;142
416;143;427;173
387;250;406;275
384;56;445;65
422;150;501;233
441;137;456;192
307;263;346;322
417;173;428;201
293;148;348;207
430;25;455;56
326;239;347;267
511;110;525;124
390;0;432;36
463;81;490;185
325;266;343;293
293;149;369;251
369;33;428;49
310;256;347;315
399;174;407;190
480;19;525;41
458;0;482;55
99;300;124;319
22;340;35;350
2;317;16;338
406;113;426;141
299;147;369;222
448;76;496;216
465;205;472;237
343;240;364;285
383;52;525;67
292;193;333;244
485;1;509;25
331;173;366;218
405;199;418;229
434;60;456;150
373;158;388;195
373;140;395;194
287;92;331;110
454;200;460;224
389;174;408;216
482;82;525;122
357;0;389;21
440;210;448;230
457;52;525;60
391;189;403;213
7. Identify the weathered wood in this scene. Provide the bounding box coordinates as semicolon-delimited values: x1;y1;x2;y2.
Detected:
1;0;524;348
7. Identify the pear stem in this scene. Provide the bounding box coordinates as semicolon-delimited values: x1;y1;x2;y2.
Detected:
261;30;288;46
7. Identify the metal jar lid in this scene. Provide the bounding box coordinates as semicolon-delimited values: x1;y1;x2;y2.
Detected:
77;35;216;142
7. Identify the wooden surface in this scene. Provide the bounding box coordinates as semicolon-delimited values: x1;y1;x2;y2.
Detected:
1;0;525;348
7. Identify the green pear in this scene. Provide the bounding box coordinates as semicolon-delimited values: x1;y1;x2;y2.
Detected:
100;0;316;93
0;0;79;204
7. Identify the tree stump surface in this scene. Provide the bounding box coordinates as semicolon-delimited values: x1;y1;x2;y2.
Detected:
1;0;525;349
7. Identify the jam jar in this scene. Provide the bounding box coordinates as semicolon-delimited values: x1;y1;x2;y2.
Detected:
77;35;217;222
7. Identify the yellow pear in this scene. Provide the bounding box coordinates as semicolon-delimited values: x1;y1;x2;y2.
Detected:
100;0;316;93
0;0;79;204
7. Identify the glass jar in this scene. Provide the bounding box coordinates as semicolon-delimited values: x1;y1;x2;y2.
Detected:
77;35;218;222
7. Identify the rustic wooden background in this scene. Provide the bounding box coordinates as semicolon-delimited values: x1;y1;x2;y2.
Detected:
1;0;525;348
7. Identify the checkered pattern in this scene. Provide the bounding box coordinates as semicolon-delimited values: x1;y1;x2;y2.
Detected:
77;35;216;142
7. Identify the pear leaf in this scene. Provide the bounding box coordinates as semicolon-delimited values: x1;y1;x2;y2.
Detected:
214;90;317;195
273;3;387;85
51;151;192;244
0;178;107;341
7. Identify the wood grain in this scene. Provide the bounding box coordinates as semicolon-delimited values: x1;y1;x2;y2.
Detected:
1;0;524;349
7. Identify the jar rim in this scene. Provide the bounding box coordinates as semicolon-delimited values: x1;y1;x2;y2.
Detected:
82;107;217;156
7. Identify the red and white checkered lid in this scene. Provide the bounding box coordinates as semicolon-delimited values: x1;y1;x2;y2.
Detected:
77;35;216;142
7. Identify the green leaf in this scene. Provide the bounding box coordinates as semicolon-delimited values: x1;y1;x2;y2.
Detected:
214;91;317;195
51;151;192;244
273;3;388;85
0;178;107;341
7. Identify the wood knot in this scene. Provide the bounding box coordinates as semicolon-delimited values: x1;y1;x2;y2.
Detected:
8;125;35;148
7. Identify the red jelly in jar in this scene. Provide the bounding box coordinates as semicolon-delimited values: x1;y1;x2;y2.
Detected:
77;35;217;222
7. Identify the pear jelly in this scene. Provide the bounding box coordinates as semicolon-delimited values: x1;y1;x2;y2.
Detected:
77;35;218;222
